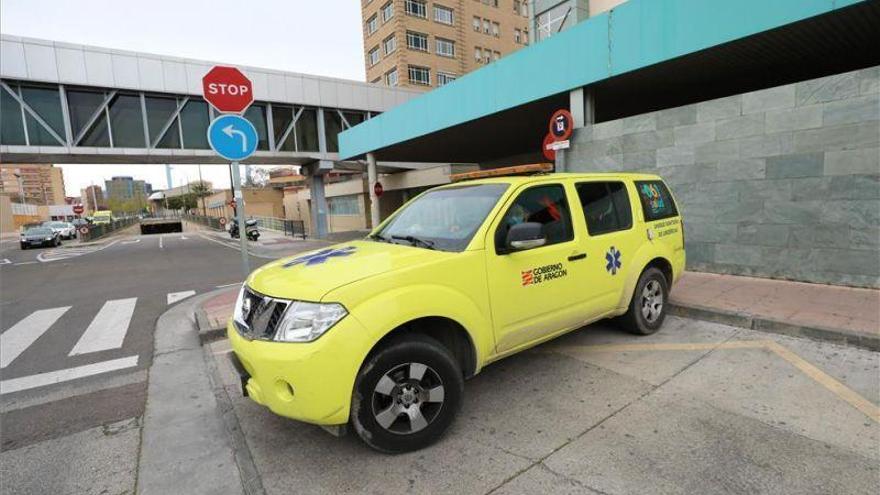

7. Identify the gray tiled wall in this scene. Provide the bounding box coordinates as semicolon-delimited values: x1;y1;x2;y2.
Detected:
568;67;880;288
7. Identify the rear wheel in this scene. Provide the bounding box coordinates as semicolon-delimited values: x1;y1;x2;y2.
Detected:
618;267;668;335
351;334;463;454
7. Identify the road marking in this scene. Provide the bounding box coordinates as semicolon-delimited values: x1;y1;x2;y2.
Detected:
1;307;71;368
121;239;141;244
167;290;196;305
215;282;242;288
159;235;164;249
0;355;139;395
765;341;880;424
69;298;137;356
36;239;119;262
13;261;38;265
552;339;879;423
180;235;189;240
0;258;10;265
198;233;244;252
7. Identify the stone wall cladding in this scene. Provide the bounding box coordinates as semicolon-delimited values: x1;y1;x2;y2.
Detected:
568;67;880;288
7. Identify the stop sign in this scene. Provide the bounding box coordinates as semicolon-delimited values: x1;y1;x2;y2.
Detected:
73;204;84;215
203;66;254;114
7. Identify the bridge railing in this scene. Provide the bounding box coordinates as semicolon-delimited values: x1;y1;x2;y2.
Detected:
80;217;138;242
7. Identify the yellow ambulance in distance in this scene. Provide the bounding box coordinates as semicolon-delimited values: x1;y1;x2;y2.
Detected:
228;166;685;453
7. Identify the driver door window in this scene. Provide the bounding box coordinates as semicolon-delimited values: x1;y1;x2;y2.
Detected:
495;185;573;252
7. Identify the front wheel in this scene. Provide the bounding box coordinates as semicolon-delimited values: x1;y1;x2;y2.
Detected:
351;334;463;454
618;267;668;335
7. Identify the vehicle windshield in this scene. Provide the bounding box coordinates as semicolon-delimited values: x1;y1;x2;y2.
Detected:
26;228;53;235
374;183;508;252
46;222;67;228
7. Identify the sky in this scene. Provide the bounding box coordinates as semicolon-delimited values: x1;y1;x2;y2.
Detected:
0;0;366;196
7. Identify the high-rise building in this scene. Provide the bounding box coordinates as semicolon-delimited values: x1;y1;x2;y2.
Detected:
0;164;66;205
81;185;105;212
530;0;627;42
105;176;148;201
361;0;530;89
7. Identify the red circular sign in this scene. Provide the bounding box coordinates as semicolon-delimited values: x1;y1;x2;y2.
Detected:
549;109;574;141
228;200;237;208
202;66;254;114
78;226;89;235
542;133;556;162
73;204;84;214
373;182;384;198
219;217;227;225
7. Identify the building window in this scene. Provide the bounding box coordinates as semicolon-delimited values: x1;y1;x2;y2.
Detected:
381;1;393;22
383;35;396;55
407;65;431;86
524;29;529;45
433;5;454;25
474;47;482;63
329;195;360;215
385;68;399;86
435;38;455;57
483;19;490;34
521;2;528;16
513;0;520;13
492;22;500;37
366;15;378;35
472;16;480;31
514;28;522;44
493;51;500;62
406;31;428;51
437;72;456;86
368;46;380;66
404;0;427;18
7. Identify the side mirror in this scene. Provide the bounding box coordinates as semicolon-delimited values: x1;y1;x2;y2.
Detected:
507;222;546;251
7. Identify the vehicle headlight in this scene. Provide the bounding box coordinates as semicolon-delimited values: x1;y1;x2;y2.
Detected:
273;301;347;342
45;236;53;240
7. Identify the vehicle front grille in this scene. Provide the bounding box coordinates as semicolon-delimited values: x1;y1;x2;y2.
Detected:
235;287;289;340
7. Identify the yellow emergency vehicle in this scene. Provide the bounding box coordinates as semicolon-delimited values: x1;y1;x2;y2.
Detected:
228;167;685;453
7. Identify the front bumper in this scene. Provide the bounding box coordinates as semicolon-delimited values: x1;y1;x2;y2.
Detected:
227;314;372;426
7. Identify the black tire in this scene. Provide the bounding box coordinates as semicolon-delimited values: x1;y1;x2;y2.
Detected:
618;267;669;335
351;334;463;454
20;243;27;250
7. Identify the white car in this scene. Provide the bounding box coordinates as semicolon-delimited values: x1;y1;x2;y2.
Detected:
44;221;76;240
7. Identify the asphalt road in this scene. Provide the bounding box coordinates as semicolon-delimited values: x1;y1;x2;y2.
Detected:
0;225;267;451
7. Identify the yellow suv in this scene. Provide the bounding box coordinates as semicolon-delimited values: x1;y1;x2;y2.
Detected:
228;172;685;453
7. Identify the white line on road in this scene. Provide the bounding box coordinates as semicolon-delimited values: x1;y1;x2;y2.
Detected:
69;298;138;356
215;282;242;288
180;235;188;240
1;307;71;368
167;290;196;305
121;239;141;244
0;355;139;395
0;258;10;265
159;235;164;249
13;261;37;265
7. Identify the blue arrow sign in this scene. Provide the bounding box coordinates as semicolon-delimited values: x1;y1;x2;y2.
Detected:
207;115;258;161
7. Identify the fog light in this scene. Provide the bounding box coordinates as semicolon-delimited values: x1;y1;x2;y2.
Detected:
274;379;295;401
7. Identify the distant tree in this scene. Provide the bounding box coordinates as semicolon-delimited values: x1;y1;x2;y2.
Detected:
191;181;212;198
243;168;269;188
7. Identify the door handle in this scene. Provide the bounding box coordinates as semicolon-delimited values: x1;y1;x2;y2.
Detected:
568;252;587;261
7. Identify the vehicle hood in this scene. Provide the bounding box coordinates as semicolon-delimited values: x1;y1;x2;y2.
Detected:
246;239;443;302
23;233;53;240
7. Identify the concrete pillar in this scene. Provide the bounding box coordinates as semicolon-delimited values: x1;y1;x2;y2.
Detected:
366;152;380;229
310;170;328;239
570;87;595;129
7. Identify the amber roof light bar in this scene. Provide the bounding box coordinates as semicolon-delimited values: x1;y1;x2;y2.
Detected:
450;163;554;182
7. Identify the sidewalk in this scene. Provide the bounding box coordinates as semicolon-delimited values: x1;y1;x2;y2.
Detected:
189;222;334;259
669;272;879;351
197;271;880;351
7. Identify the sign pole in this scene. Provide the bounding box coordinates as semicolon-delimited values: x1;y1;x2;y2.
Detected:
230;161;250;275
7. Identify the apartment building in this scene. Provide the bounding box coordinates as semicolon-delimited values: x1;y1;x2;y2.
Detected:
361;0;530;88
0;163;66;205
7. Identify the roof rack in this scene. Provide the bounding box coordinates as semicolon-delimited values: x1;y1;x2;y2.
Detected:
450;163;554;182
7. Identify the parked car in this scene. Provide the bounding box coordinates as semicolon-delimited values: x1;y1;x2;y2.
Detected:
44;221;77;240
20;227;61;249
227;170;686;453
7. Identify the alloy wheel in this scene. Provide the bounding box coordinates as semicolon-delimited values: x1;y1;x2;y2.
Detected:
371;362;445;434
641;279;663;323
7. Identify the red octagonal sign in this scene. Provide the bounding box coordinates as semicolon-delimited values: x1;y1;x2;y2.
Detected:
202;66;254;114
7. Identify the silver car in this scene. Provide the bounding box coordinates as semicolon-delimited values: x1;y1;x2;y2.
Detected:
44;221;76;240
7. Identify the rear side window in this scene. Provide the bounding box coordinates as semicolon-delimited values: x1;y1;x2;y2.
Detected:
496;184;573;251
575;181;633;236
635;180;678;221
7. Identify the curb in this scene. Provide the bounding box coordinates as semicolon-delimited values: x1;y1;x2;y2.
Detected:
669;302;879;352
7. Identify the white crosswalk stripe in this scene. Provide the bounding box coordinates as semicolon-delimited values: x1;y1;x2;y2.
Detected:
1;356;139;395
1;307;71;368
69;298;138;356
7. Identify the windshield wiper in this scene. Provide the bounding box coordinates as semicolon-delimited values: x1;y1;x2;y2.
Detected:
391;235;436;250
368;233;390;243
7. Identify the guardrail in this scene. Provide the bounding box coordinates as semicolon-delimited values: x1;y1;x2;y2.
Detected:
183;214;307;239
80;217;138;242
